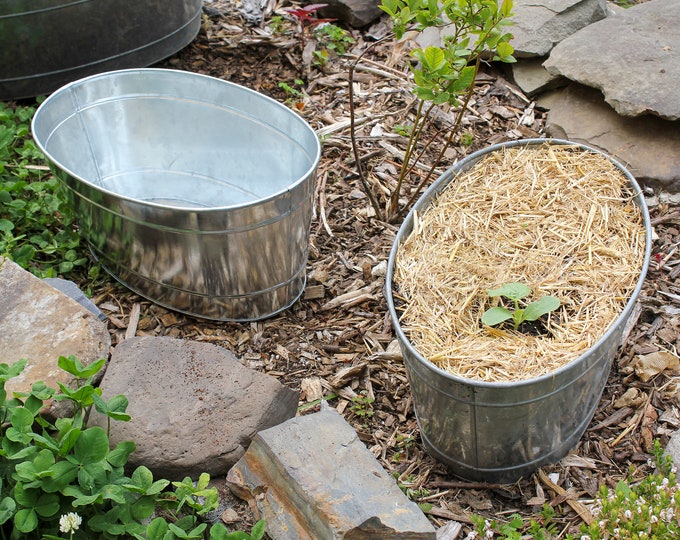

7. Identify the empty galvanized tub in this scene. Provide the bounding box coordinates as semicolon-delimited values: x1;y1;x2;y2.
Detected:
32;68;321;321
0;0;202;100
385;139;652;483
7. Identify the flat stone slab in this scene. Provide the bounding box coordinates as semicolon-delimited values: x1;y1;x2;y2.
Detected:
509;0;607;58
226;404;436;539
538;83;680;191
544;0;680;120
0;257;110;417
88;336;299;480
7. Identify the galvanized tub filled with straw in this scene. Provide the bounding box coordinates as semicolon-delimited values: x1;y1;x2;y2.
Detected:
386;139;652;482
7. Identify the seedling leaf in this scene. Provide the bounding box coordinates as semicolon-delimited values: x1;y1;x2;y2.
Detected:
523;296;561;322
481;307;513;327
486;282;531;301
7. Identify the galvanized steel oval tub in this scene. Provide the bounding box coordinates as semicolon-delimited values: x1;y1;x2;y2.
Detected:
32;68;321;321
385;139;652;483
0;0;202;100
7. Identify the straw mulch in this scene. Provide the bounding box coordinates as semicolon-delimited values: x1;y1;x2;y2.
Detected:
394;143;648;382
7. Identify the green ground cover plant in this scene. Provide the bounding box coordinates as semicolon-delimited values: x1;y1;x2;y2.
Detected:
0;356;264;540
469;443;679;539
0;102;90;279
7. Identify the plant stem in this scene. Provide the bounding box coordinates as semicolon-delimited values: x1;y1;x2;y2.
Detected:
348;40;389;222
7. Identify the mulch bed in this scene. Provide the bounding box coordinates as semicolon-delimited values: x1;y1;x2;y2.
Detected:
87;3;680;536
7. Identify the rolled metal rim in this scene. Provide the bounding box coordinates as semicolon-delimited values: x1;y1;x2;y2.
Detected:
32;68;322;213
385;138;653;389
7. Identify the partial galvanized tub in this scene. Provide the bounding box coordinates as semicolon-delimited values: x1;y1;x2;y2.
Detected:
32;68;321;321
385;139;652;483
0;0;202;100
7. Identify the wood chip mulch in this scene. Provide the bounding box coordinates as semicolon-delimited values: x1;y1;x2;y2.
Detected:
85;3;679;536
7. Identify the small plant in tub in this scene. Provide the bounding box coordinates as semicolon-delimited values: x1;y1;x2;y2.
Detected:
482;282;560;331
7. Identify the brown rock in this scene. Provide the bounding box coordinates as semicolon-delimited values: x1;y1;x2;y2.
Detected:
88;336;299;480
0;257;110;418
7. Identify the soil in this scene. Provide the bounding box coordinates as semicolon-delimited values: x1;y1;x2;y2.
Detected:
92;3;679;536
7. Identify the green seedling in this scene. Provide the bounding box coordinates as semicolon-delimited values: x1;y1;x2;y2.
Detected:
314;23;354;55
482;283;560;331
349;392;374;418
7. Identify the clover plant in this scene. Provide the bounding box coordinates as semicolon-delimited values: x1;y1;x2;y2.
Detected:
0;102;90;279
0;355;264;540
482;282;560;331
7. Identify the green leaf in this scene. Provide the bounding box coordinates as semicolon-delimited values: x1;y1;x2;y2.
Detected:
481;307;513;327
486;282;531;301
223;532;251;540
131;496;156;520
41;460;79;492
57;355;106;379
523;296;560;322
250;519;267;540
0;497;16;525
14;507;38;533
496;41;514;60
417;46;446;72
34;493;60;518
108;440;136;468
0;359;27;382
74;426;109;464
93;393;131;421
10;407;35;430
146;517;170;540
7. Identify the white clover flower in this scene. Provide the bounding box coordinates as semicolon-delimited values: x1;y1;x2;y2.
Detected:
650;514;659;523
59;512;82;533
624;509;633;520
485;529;494;539
580;535;591;540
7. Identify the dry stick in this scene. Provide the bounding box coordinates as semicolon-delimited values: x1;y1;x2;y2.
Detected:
348;38;392;222
538;469;594;525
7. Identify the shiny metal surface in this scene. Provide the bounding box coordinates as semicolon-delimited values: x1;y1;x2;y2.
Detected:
32;68;321;321
385;139;652;483
0;0;202;99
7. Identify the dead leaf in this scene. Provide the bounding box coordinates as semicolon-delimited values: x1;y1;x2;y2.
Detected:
641;401;658;453
614;387;644;409
632;351;680;381
300;377;324;402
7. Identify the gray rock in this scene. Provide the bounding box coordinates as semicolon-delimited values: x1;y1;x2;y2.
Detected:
88;336;299;481
414;0;606;58
543;0;680;120
43;277;107;321
0;257;110;418
665;430;680;469
226;403;436;539
538;83;680;191
508;56;566;97
509;0;607;58
316;0;383;28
